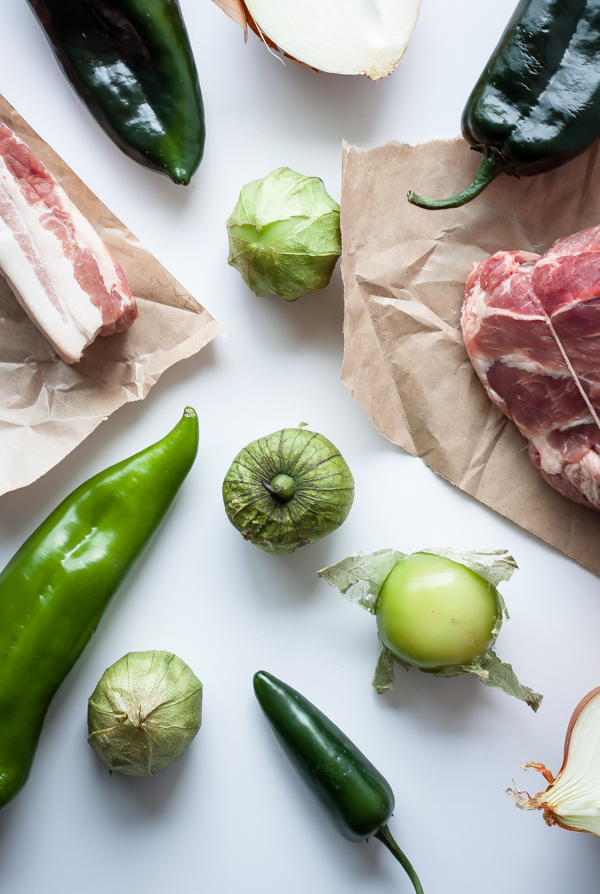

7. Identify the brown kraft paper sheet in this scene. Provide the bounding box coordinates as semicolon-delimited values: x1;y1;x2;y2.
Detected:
0;95;224;495
341;136;600;575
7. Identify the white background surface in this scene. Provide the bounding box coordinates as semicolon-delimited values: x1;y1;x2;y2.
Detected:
0;1;599;891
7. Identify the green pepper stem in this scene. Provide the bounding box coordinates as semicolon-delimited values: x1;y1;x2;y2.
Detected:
407;154;503;210
375;824;424;894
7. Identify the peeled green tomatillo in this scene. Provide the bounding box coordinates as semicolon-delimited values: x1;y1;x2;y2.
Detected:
377;553;498;670
318;548;542;710
226;167;341;301
222;427;354;554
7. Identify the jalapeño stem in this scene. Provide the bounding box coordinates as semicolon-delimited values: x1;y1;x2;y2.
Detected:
375;824;425;894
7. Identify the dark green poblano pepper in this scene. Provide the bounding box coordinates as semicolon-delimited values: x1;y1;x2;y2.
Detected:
27;0;205;184
408;0;600;208
0;408;198;809
222;427;355;554
254;671;425;894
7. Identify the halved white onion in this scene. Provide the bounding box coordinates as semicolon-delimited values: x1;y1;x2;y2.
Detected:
214;0;421;80
509;687;600;836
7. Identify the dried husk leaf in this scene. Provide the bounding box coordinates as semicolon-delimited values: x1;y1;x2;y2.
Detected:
419;548;517;589
372;637;401;693
318;549;406;613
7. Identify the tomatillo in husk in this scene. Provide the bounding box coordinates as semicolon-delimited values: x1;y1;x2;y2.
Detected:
88;651;202;777
222;427;355;554
226;167;341;301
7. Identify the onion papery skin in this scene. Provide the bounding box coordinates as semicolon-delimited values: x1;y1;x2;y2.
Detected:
222;428;355;554
243;5;315;71
240;0;421;80
511;687;600;836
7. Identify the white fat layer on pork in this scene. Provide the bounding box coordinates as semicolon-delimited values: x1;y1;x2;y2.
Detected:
559;414;597;431
530;435;565;476
532;435;600;500
573;452;600;507
499;356;569;378
0;148;120;363
461;278;545;344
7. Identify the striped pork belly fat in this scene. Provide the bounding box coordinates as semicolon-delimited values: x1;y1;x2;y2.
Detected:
462;227;600;510
0;118;136;364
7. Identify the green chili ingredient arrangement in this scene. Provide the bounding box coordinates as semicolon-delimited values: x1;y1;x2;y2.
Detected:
0;408;198;809
1;0;597;885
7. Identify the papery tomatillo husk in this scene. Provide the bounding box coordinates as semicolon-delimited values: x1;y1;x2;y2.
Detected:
226;167;341;301
509;687;600;835
88;651;202;777
222;427;354;554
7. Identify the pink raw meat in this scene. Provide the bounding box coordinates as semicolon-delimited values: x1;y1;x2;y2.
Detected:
462;226;600;511
0;117;136;363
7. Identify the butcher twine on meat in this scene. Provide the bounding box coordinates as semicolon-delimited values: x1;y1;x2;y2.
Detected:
463;225;600;511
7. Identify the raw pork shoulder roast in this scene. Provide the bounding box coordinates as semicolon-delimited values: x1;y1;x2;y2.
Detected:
462;226;600;511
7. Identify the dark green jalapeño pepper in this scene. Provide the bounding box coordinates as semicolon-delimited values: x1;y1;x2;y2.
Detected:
0;407;198;809
27;0;205;184
408;0;600;209
253;671;424;894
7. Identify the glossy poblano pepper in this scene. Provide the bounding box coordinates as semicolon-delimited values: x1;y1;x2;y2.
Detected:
27;0;205;184
0;407;198;809
408;0;600;208
254;671;424;894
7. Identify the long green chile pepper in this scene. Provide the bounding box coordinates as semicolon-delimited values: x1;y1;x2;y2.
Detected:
26;0;205;185
253;671;424;893
0;407;198;809
408;0;600;209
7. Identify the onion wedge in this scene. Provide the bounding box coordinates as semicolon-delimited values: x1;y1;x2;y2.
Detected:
212;0;421;80
508;687;600;835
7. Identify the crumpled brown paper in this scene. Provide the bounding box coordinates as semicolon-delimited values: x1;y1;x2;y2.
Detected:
0;95;224;496
341;137;600;575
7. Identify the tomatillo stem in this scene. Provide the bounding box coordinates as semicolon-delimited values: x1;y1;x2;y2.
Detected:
375;825;424;894
407;155;503;210
262;474;296;503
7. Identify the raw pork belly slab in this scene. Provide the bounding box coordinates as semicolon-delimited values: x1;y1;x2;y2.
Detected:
0;117;136;363
462;226;600;511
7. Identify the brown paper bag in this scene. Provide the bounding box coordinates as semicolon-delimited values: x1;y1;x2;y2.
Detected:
341;137;600;574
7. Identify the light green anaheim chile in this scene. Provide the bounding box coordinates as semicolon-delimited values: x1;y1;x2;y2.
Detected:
226;167;341;301
222;427;355;554
87;651;202;777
